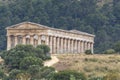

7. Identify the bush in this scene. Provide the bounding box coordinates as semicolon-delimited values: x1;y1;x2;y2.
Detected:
0;69;6;79
2;44;51;70
51;70;87;80
8;69;22;79
113;41;120;53
103;49;115;54
89;77;104;80
37;44;50;54
20;56;43;70
85;50;92;55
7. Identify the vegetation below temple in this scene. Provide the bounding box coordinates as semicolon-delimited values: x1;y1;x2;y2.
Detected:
0;0;120;53
0;45;120;80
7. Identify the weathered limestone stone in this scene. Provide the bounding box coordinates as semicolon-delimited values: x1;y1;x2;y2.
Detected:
6;22;95;54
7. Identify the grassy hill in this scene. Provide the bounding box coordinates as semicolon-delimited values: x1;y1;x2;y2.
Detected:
53;54;120;78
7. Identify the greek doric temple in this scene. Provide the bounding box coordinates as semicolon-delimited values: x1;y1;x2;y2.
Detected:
6;22;95;54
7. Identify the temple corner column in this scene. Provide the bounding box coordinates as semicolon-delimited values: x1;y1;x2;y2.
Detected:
7;35;11;50
91;42;94;54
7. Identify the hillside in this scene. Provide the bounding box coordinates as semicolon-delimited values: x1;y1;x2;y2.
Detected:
0;0;120;53
53;54;120;78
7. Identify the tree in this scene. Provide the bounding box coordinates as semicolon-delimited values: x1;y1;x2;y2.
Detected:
103;49;115;54
0;69;6;79
85;50;92;55
1;44;50;70
1;45;35;69
113;41;120;53
8;69;22;80
37;44;50;54
36;45;51;60
20;56;43;70
51;70;87;80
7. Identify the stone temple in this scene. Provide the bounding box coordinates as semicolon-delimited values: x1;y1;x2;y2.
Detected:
6;22;95;54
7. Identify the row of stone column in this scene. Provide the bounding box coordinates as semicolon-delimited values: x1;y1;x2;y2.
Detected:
47;36;94;54
7;35;42;50
7;35;94;54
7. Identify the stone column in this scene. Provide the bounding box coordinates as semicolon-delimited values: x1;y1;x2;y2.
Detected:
71;39;74;53
61;38;63;53
75;40;78;53
57;37;60;54
81;41;84;53
78;40;80;53
91;43;94;54
50;36;53;54
38;35;41;45
30;36;34;45
23;36;26;44
53;36;56;54
64;38;67;53
46;35;49;46
14;36;17;47
88;42;91;50
84;41;87;51
7;36;11;50
67;39;70;53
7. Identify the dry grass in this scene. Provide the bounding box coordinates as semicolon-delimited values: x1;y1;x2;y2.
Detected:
52;54;120;78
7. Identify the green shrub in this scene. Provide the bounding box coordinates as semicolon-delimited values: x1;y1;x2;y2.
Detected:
0;69;6;79
20;56;43;70
85;50;92;55
103;49;115;54
37;44;50;54
89;77;104;80
8;69;22;79
51;70;87;80
113;41;120;53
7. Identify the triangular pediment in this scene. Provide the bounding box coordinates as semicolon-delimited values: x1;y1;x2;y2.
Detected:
6;22;50;29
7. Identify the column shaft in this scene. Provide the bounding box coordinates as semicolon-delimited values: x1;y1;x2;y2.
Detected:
61;38;63;53
88;42;91;50
71;39;74;53
30;36;34;45
57;37;60;54
23;36;26;45
64;38;67;53
46;35;49;46
53;36;56;54
78;41;80;53
15;36;17;46
67;39;70;53
84;41;87;52
81;41;84;53
50;36;53;54
38;35;41;45
75;40;77;53
7;36;11;50
91;43;94;54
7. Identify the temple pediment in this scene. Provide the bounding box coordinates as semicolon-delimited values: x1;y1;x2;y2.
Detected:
6;22;50;30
